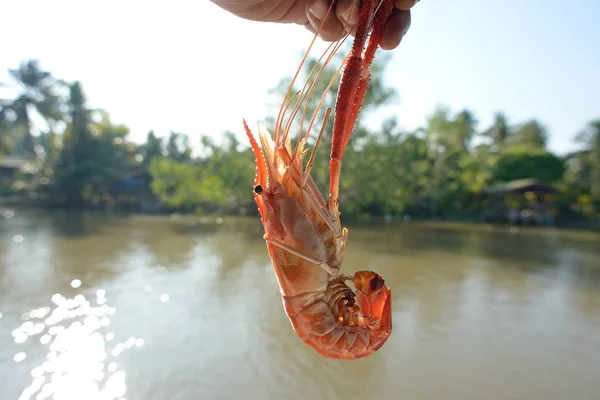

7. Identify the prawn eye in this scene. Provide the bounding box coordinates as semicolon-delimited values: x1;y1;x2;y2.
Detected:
254;185;264;195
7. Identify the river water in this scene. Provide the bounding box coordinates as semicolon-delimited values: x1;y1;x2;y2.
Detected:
1;209;599;400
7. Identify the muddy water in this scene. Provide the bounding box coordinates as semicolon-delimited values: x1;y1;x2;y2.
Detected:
1;210;599;400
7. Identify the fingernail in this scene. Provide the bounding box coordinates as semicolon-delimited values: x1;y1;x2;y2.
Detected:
341;2;359;24
309;0;328;20
340;6;351;21
402;12;411;36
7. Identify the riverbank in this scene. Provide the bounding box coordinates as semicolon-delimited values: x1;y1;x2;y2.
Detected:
3;203;600;239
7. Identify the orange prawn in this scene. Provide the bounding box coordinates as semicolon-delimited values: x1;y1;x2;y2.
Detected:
243;0;395;360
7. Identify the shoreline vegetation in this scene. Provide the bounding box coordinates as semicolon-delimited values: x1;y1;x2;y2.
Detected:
1;56;599;231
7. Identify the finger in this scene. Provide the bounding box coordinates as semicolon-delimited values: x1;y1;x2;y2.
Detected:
379;8;411;50
306;0;346;42
304;21;317;36
395;0;419;10
336;0;360;36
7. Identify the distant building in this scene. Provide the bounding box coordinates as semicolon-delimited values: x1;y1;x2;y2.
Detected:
0;156;36;189
482;179;557;226
108;168;165;213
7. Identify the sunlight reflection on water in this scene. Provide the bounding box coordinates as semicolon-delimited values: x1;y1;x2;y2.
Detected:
3;209;15;219
10;280;143;400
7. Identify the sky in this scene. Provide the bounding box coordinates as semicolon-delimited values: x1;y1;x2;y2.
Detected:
1;0;599;156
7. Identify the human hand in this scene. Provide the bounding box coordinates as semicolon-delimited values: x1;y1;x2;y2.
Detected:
211;0;418;50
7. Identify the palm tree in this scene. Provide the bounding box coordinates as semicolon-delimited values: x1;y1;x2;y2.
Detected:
482;112;510;150
576;119;600;200
1;59;65;158
511;119;548;149
1;81;12;154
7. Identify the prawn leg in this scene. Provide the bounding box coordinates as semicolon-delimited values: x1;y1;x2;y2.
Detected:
329;0;395;216
263;233;337;276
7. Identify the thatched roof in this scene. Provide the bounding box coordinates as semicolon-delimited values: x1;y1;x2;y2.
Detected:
0;156;28;169
483;178;556;194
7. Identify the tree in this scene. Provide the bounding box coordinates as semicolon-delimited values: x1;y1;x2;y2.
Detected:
575;119;600;201
140;130;164;168
483;112;510;150
423;105;480;217
510;120;548;148
149;157;228;213
492;145;565;183
264;49;398;198
51;82;132;208
166;131;192;162
453;109;477;152
0;60;65;158
51;82;91;208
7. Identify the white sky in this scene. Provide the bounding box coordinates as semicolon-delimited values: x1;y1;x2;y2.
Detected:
1;0;599;155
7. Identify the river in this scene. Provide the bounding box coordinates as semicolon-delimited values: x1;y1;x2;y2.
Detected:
1;208;599;400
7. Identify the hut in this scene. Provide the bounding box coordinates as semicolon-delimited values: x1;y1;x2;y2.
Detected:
482;179;557;226
0;156;36;191
108;168;164;213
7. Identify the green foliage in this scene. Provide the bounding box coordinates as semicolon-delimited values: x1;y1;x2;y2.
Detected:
148;132;257;215
149;158;227;212
337;124;433;217
493;145;565;183
0;60;65;159
483;112;510;149
575;119;600;201
165;131;192;162
1;57;598;222
140;130;163;168
509;120;548;148
50;82;134;208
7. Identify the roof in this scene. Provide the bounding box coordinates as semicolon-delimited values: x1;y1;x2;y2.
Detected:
0;157;27;168
483;178;556;194
0;156;32;169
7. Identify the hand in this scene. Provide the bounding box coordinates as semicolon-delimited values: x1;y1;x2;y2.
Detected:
211;0;418;50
